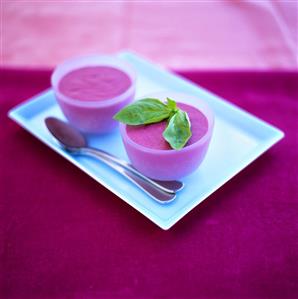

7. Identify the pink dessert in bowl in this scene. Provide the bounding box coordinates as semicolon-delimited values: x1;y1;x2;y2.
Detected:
51;55;136;133
118;92;214;180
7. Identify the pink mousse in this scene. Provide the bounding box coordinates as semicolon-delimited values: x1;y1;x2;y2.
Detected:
120;92;214;180
52;55;136;134
58;66;132;102
126;103;208;150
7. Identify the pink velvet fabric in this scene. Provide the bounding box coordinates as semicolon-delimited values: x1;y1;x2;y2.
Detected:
1;69;298;299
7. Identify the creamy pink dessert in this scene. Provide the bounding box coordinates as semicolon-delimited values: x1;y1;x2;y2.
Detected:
126;103;208;150
58;66;132;102
51;55;136;133
120;92;214;180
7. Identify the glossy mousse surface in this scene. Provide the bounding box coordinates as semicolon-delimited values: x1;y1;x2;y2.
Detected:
126;102;208;150
58;66;132;101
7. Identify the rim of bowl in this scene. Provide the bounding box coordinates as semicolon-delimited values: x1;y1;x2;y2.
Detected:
119;92;215;156
51;54;137;108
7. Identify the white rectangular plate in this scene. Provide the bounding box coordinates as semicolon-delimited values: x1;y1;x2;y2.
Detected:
8;52;284;230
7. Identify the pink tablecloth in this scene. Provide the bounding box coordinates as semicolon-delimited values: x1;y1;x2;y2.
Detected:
1;69;298;299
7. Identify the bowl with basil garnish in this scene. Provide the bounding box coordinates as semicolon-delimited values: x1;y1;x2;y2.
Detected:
114;92;214;180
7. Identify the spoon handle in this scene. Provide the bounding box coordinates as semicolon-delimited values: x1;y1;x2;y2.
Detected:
82;147;183;194
80;147;175;203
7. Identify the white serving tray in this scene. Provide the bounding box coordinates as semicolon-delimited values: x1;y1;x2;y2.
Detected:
8;52;284;230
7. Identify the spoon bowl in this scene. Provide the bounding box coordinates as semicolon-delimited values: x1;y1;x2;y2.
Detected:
45;117;86;149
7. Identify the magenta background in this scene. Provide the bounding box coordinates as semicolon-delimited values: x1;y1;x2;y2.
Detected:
2;1;297;69
1;68;298;299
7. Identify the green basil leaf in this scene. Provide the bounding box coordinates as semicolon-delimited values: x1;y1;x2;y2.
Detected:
113;98;171;125
163;109;192;150
166;97;177;111
166;97;179;119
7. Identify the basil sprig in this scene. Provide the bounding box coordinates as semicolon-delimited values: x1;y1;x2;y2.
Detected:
113;97;192;150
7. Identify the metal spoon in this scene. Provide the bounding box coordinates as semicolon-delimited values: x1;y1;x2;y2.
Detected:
45;117;184;203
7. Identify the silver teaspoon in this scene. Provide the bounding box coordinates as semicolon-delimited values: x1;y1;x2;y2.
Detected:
45;117;184;203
